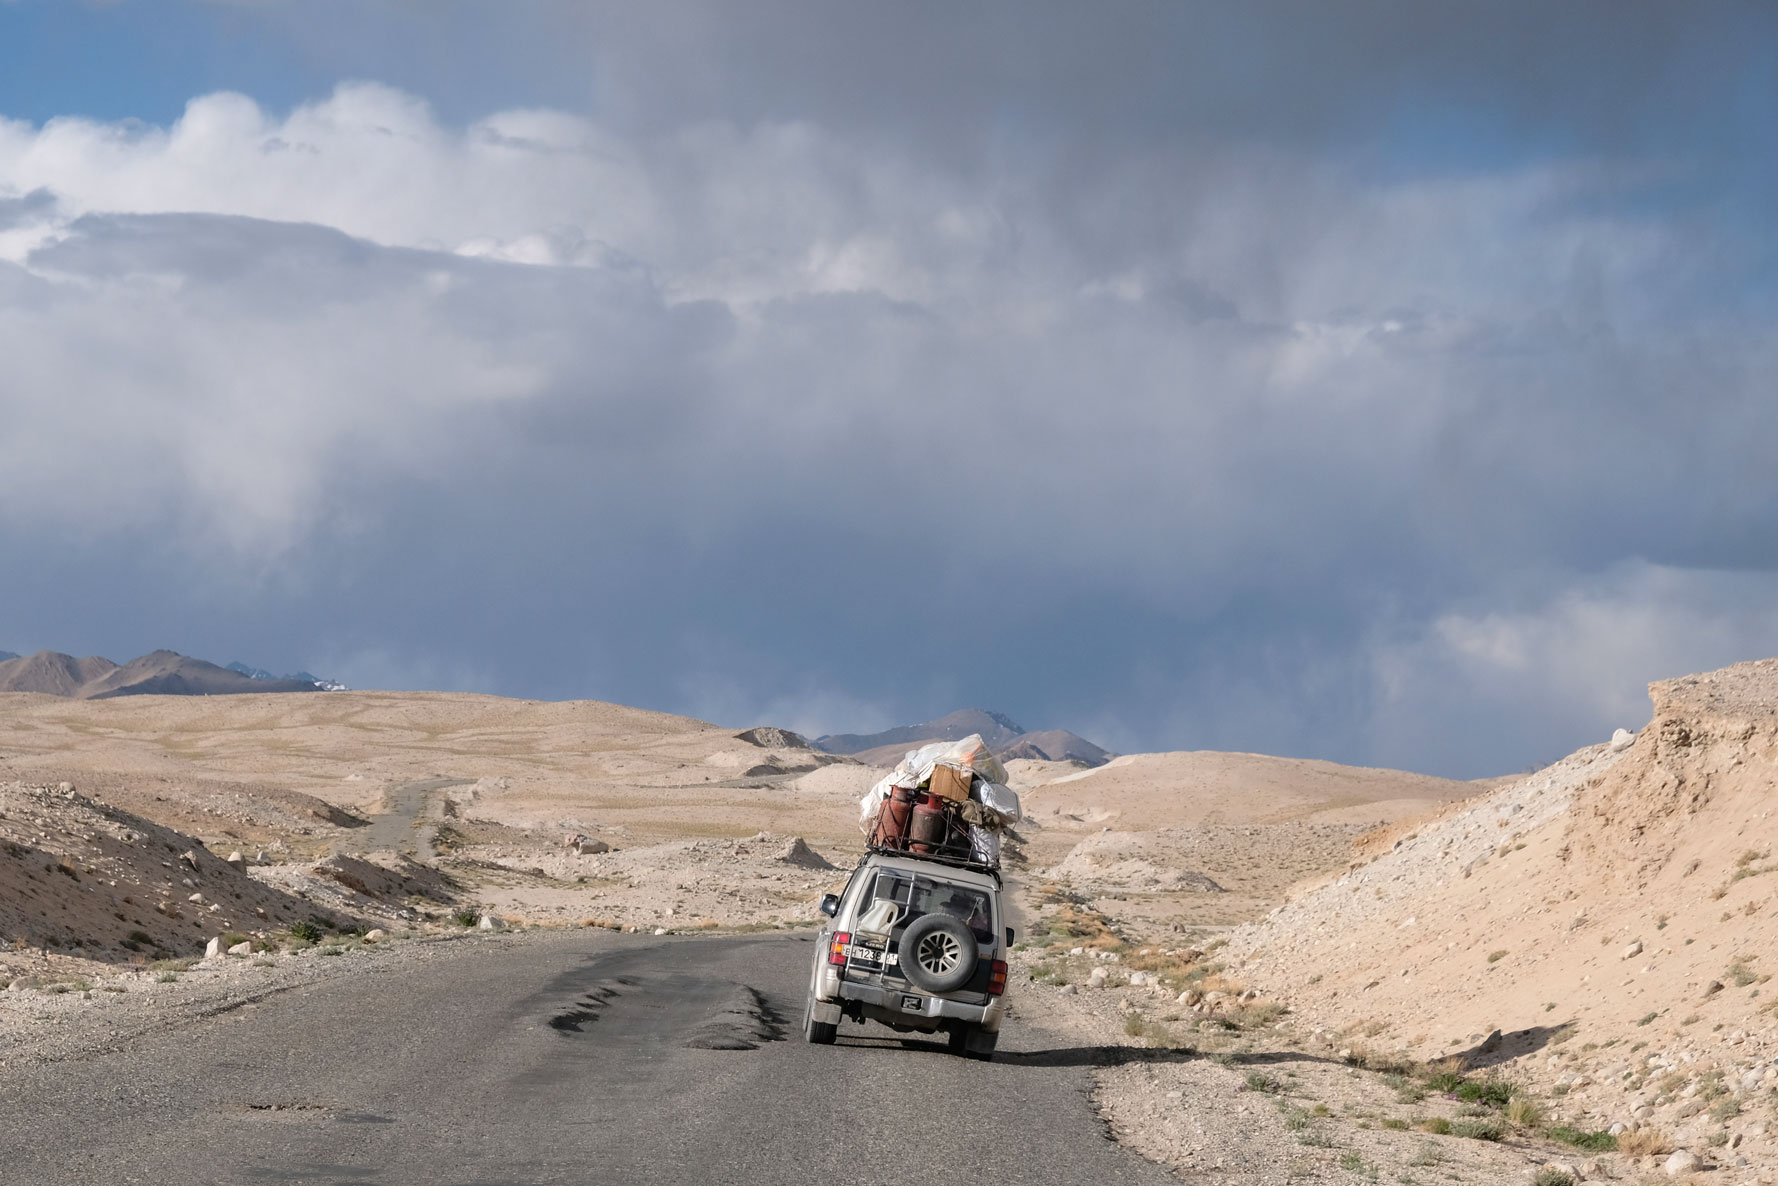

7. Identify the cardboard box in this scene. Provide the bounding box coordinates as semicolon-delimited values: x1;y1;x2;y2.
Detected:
926;764;972;802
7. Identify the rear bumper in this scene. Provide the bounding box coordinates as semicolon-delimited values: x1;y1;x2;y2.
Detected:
832;979;1005;1032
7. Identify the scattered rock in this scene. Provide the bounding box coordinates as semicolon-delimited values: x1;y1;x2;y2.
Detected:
775;837;834;869
1703;980;1723;999
1479;1029;1503;1054
364;929;387;943
1621;941;1643;960
1663;1150;1701;1176
652;927;668;936
1610;727;1637;752
226;850;245;869
187;892;204;903
477;915;502;930
575;838;610;855
204;937;224;959
1088;967;1109;988
227;941;252;956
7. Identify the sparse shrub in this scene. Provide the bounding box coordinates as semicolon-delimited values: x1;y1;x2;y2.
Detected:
1395;1084;1426;1103
452;908;480;928
1728;958;1758;987
1406;1142;1442;1167
126;930;152;944
1708;1097;1742;1121
156;972;179;983
1419;1117;1451;1135
1506;1097;1543;1128
1381;1118;1409;1131
1310;1103;1330;1118
1340;1153;1366;1172
222;932;249;949
1451;1117;1503;1141
1487;950;1507;963
288;920;324;943
1454;1076;1515;1107
1244;1072;1280;1094
1532;1168;1576;1186
1297;1130;1334;1148
1281;1106;1310;1131
1635;1012;1658;1026
1615;1128;1672;1157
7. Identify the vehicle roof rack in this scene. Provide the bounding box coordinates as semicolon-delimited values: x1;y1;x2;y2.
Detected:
864;843;1003;886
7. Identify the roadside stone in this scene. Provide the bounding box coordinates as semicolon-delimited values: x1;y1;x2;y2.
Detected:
226;851;245;869
1088;967;1109;989
364;928;387;943
1663;1150;1701;1176
652;927;668;935
477;915;502;930
204;937;224;959
227;941;252;956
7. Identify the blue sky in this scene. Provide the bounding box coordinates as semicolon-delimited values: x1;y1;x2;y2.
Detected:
1;1;1775;776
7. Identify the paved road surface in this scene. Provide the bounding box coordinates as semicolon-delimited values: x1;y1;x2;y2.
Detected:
0;932;1177;1185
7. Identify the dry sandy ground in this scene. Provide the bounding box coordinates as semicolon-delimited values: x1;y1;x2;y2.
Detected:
10;674;1776;1183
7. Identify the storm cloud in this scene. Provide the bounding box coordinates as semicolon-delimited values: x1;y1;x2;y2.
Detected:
0;2;1774;775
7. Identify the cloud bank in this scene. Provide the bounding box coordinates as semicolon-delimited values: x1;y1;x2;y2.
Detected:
1;6;1774;776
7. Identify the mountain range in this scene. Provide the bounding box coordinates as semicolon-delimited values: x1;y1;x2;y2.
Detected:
0;650;337;699
814;708;1113;768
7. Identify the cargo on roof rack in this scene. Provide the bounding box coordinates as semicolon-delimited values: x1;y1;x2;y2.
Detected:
857;734;1021;870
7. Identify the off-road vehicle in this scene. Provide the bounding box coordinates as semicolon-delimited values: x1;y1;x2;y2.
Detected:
803;850;1010;1060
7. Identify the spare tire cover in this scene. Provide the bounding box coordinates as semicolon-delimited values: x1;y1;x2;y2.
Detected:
897;913;979;994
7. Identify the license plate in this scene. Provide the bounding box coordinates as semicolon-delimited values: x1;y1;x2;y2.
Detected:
899;994;923;1012
846;944;897;967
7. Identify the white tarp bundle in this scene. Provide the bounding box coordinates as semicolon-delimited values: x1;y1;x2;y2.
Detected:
857;733;1022;827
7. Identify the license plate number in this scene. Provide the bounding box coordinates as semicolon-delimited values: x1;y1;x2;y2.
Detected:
846;944;897;967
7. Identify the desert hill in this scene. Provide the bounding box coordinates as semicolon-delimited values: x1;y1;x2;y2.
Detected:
816;708;1113;768
0;650;17;662
0;781;345;962
1008;749;1482;930
0;649;325;699
1226;657;1778;1148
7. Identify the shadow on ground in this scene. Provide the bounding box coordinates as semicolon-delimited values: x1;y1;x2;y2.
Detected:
1453;1023;1576;1071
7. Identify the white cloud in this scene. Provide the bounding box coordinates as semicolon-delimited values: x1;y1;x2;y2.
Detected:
1;82;1773;772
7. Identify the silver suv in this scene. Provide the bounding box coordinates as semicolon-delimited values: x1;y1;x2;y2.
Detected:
803;852;1010;1060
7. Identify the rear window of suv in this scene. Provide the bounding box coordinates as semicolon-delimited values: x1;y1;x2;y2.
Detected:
865;870;993;942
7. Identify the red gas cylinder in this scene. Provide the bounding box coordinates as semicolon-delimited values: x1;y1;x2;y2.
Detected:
870;785;916;848
909;795;946;854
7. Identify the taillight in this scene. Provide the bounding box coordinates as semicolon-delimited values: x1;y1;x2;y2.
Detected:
828;932;851;966
987;959;1008;996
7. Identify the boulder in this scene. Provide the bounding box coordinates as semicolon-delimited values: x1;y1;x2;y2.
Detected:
1663;1150;1701;1176
364;928;387;943
227;941;252;956
576;838;610;856
1620;941;1643;960
226;851;246;869
477;915;502;930
204;936;224;959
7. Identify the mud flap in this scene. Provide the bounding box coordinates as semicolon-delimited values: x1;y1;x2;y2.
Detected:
811;1000;842;1026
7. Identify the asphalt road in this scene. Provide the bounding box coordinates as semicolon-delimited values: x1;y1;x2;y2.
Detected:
0;932;1178;1185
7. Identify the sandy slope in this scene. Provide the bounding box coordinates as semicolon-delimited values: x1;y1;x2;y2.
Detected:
1226;658;1778;1167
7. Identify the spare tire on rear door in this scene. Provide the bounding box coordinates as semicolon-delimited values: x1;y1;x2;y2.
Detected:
898;913;978;994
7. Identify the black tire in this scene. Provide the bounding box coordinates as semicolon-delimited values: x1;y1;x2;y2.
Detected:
897;913;978;994
804;995;837;1045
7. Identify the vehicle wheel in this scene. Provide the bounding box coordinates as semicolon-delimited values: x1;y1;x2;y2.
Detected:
897;914;978;994
947;1024;973;1055
964;1028;998;1062
803;996;837;1045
